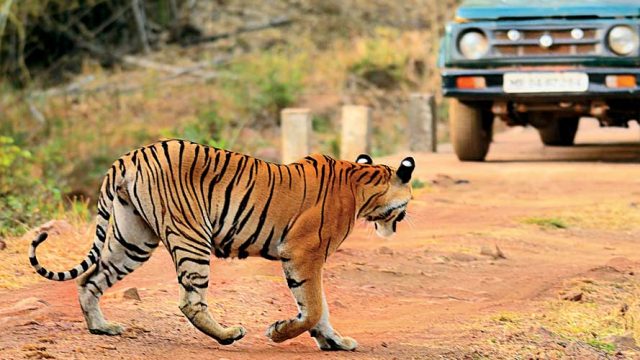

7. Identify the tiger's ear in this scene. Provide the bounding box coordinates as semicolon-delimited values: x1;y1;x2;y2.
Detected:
396;157;415;184
355;154;373;165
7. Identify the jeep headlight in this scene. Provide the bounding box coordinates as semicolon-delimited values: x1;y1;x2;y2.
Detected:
608;25;639;56
458;30;489;60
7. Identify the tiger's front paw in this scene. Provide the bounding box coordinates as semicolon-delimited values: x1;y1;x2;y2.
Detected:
265;320;290;343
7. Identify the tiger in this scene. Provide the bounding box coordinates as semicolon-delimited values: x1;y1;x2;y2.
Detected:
29;139;415;351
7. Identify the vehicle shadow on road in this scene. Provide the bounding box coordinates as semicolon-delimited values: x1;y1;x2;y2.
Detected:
486;142;640;163
485;120;640;163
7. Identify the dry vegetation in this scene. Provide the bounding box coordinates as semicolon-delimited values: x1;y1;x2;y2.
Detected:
477;265;640;358
0;0;458;238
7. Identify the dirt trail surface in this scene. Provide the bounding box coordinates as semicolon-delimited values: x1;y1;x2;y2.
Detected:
2;120;640;359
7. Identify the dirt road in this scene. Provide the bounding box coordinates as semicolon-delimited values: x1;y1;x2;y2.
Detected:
2;120;640;359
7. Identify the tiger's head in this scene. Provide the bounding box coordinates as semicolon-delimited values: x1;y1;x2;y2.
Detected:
355;154;415;238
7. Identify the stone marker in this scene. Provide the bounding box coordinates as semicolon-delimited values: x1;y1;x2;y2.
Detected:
340;105;371;160
281;108;311;164
408;93;437;152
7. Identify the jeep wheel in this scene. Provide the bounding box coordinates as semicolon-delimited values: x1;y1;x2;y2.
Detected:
450;99;493;161
538;117;580;146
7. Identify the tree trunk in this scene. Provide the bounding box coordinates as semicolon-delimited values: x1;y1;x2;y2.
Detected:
131;0;151;54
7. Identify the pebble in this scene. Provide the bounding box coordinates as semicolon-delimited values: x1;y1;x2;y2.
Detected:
561;291;583;302
104;287;141;301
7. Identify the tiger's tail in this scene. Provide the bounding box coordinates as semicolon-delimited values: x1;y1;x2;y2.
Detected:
29;162;124;281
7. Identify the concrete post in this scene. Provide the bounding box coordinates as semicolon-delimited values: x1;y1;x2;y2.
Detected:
281;108;312;164
408;93;437;152
340;105;371;160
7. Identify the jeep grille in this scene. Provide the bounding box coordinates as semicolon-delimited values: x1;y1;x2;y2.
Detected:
490;26;602;57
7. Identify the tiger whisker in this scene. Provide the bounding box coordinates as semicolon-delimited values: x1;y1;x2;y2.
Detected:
405;214;417;230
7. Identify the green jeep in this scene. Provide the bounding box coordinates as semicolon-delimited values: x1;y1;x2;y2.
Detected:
439;0;640;161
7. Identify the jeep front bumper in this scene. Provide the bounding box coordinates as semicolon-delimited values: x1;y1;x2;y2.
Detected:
442;67;640;101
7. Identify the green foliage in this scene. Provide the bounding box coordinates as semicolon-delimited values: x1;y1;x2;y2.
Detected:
166;106;230;149
34;130;69;186
0;136;31;175
312;114;332;133
221;52;304;125
347;27;409;88
257;69;300;114
411;178;427;189
0;136;62;238
328;137;340;158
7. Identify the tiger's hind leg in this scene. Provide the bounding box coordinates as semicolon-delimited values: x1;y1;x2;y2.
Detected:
173;246;246;345
77;197;159;335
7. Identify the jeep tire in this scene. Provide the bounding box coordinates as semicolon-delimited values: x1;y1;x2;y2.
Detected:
537;117;580;146
450;99;493;161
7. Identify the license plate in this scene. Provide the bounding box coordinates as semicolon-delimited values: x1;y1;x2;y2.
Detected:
503;72;589;93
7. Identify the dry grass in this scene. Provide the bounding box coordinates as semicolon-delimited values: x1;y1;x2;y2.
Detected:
520;201;640;232
560;201;640;231
481;274;640;356
540;277;640;353
0;219;93;289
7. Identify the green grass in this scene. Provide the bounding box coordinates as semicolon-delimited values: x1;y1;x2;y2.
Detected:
586;339;617;354
522;217;568;229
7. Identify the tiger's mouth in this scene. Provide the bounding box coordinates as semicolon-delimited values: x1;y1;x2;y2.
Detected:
365;202;408;222
371;209;407;237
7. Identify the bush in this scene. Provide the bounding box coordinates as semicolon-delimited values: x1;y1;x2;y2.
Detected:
169;106;230;149
0;136;62;238
348;27;409;89
221;51;304;126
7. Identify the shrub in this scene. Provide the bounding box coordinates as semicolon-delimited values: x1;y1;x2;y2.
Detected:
0;136;62;238
221;51;304;126
348;27;410;89
178;106;230;149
